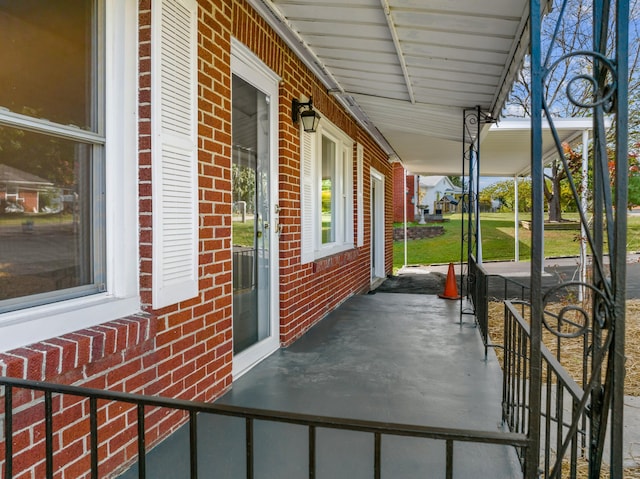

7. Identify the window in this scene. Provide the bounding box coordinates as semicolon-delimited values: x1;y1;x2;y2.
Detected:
0;0;104;311
0;0;139;351
321;135;336;244
300;120;354;263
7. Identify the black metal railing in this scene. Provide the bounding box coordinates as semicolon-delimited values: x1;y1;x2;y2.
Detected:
468;255;530;356
1;376;529;479
502;301;590;478
233;246;256;291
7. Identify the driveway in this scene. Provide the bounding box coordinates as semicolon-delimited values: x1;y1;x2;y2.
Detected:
383;254;640;300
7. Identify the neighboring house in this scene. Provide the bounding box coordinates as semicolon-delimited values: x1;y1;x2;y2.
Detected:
418;176;462;215
0;163;54;213
0;2;392;477
393;173;462;223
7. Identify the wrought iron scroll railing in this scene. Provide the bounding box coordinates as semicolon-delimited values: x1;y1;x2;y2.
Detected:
527;0;628;476
0;376;529;479
502;301;592;478
460;108;496;323
461;108;480;294
460;109;480;319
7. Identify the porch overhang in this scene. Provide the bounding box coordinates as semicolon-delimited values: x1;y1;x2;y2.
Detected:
478;118;597;177
408;117;597;177
247;0;552;174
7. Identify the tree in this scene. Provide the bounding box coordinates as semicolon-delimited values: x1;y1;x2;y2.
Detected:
448;176;462;188
505;0;640;220
0;109;76;189
231;164;256;212
563;139;640;210
544;159;567;221
628;176;640;209
542;142;584;219
480;178;533;213
610;141;640;209
629;142;640;208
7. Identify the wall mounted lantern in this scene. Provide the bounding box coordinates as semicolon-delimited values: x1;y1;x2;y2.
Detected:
292;96;321;133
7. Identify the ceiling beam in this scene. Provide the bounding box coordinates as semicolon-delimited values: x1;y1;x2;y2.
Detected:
246;0;397;157
380;0;415;104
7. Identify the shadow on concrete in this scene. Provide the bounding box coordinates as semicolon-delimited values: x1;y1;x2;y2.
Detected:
373;271;445;295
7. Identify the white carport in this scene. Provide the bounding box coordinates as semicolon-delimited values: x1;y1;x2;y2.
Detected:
481;118;595;178
399;118;596;267
481;118;595;265
246;0;550;175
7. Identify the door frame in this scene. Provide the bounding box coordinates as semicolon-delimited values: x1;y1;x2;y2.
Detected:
231;39;280;378
370;168;385;282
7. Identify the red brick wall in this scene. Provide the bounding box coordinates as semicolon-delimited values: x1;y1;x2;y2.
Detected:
0;189;39;213
232;1;392;346
0;1;394;477
0;316;160;478
393;162;404;223
392;163;416;223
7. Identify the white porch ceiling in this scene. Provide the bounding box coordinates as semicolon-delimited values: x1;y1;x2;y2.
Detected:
397;118;596;177
480;118;594;178
249;0;552;176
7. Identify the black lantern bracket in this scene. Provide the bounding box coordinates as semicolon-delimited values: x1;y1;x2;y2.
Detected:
292;96;321;133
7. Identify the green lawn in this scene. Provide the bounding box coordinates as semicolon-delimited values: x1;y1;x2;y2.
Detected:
393;212;640;270
0;213;74;226
232;217;255;247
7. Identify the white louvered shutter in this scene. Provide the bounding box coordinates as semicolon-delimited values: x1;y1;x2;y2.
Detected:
300;129;316;264
356;143;364;247
151;0;199;309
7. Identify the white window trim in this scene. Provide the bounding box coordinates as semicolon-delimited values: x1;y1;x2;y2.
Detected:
300;118;354;263
0;0;140;352
356;143;364;247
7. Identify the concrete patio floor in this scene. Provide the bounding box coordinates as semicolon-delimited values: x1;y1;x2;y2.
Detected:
119;293;522;478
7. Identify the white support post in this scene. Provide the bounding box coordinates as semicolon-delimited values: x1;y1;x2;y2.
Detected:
403;167;408;268
579;129;589;301
475;156;482;264
514;176;520;262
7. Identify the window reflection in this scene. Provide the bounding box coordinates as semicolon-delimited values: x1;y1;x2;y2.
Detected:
231;74;271;354
0;126;95;305
321;135;336;244
0;0;96;130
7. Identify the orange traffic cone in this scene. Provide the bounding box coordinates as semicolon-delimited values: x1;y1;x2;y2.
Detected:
438;263;460;300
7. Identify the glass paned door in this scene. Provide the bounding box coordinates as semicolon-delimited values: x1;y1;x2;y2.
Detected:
232;75;271;355
371;170;385;281
371;177;377;279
